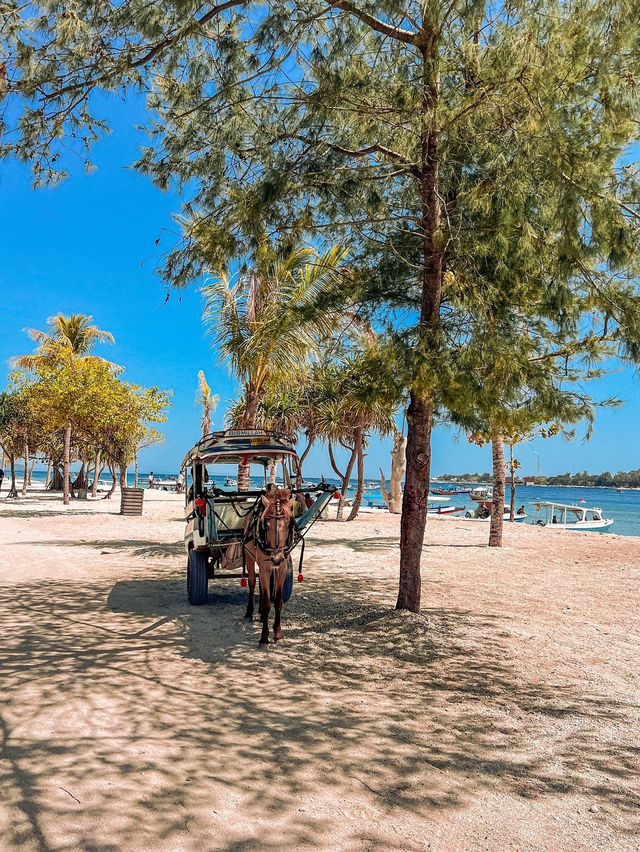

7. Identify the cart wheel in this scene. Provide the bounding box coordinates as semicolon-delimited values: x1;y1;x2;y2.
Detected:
187;549;208;605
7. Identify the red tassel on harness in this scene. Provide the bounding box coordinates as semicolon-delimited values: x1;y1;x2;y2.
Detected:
297;573;304;583
240;577;247;587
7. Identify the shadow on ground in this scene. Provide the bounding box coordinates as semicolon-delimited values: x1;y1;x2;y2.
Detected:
0;566;638;851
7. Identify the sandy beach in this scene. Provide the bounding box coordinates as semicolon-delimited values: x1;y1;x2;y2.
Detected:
1;488;639;851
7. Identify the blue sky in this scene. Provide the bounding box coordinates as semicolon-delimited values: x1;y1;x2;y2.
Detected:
1;95;639;478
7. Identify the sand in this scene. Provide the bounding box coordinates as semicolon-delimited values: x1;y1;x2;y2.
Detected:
1;487;639;851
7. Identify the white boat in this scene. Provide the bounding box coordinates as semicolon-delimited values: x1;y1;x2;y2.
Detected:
530;501;613;531
428;504;466;515
224;476;237;487
470;485;493;502
466;503;528;522
153;478;178;490
427;492;451;503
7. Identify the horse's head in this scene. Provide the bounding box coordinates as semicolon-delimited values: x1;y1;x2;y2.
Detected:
259;488;295;566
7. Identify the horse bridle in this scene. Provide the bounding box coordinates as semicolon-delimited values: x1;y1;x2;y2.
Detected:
248;498;296;566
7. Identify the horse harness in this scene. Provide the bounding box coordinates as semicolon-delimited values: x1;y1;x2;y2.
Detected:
244;497;298;565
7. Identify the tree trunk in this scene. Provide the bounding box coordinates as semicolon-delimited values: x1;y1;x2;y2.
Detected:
27;455;36;485
336;443;358;521
327;441;345;482
91;450;101;498
347;428;365;520
381;431;406;514
489;435;506;547
398;393;433;610
21;441;29;496
63;425;71;505
103;465;117;500
134;452;138;489
50;465;64;491
45;458;52;488
509;444;516;521
8;454;18;498
299;437;314;470
237;385;260;490
119;465;127;492
397;53;442;612
74;461;87;490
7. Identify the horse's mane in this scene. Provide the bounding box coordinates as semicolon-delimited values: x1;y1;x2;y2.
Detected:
264;487;291;503
261;487;293;518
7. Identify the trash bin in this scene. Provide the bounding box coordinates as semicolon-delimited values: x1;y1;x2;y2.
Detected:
120;487;144;516
77;488;88;500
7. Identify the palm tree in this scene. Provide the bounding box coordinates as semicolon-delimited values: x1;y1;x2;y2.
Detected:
202;243;348;489
12;313;115;505
196;370;219;438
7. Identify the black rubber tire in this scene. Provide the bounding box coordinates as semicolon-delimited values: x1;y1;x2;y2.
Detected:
187;548;208;605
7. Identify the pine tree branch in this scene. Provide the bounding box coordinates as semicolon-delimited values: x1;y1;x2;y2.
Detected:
41;0;246;102
325;0;423;47
269;133;421;178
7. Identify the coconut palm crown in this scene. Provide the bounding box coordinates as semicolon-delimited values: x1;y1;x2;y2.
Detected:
201;243;349;428
11;313;115;370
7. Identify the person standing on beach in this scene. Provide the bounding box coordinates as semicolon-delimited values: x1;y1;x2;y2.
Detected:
148;471;154;490
0;468;4;493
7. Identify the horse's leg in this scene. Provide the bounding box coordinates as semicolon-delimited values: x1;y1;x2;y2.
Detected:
258;559;272;645
273;561;287;641
244;548;256;619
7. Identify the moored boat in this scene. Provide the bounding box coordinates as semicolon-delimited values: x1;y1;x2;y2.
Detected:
466;502;528;522
530;501;613;531
470;485;493;502
428;504;466;515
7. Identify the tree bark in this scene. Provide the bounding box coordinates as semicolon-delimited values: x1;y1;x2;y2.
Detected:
28;455;35;485
336;443;358;521
397;50;442;612
91;450;101;498
103;465;117;499
8;454;18;498
347;427;365;520
237;384;261;490
134;452;139;489
509;443;516;521
63;425;71;505
45;458;52;488
119;464;128;491
398;393;433;610
489;435;506;547
327;441;345;482
381;431;406;514
21;441;29;497
299;438;314;470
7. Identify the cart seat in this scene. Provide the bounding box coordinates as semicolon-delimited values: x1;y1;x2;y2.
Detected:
210;497;257;536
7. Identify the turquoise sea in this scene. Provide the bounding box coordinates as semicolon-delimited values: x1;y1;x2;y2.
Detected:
16;470;640;538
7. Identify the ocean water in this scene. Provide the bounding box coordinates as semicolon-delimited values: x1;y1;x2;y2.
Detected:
356;482;640;538
15;470;640;538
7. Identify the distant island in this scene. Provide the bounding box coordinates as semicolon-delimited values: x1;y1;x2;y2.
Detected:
436;469;640;488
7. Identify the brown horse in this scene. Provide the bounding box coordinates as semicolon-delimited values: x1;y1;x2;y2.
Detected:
244;488;295;644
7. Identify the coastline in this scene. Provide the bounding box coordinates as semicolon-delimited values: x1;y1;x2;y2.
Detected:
1;489;639;850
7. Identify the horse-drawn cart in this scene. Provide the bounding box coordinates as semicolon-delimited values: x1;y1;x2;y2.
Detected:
181;430;334;641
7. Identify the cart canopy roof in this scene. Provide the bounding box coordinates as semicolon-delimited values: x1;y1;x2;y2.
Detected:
181;430;298;470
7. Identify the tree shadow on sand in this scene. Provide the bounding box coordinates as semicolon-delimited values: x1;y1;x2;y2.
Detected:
0;571;638;851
